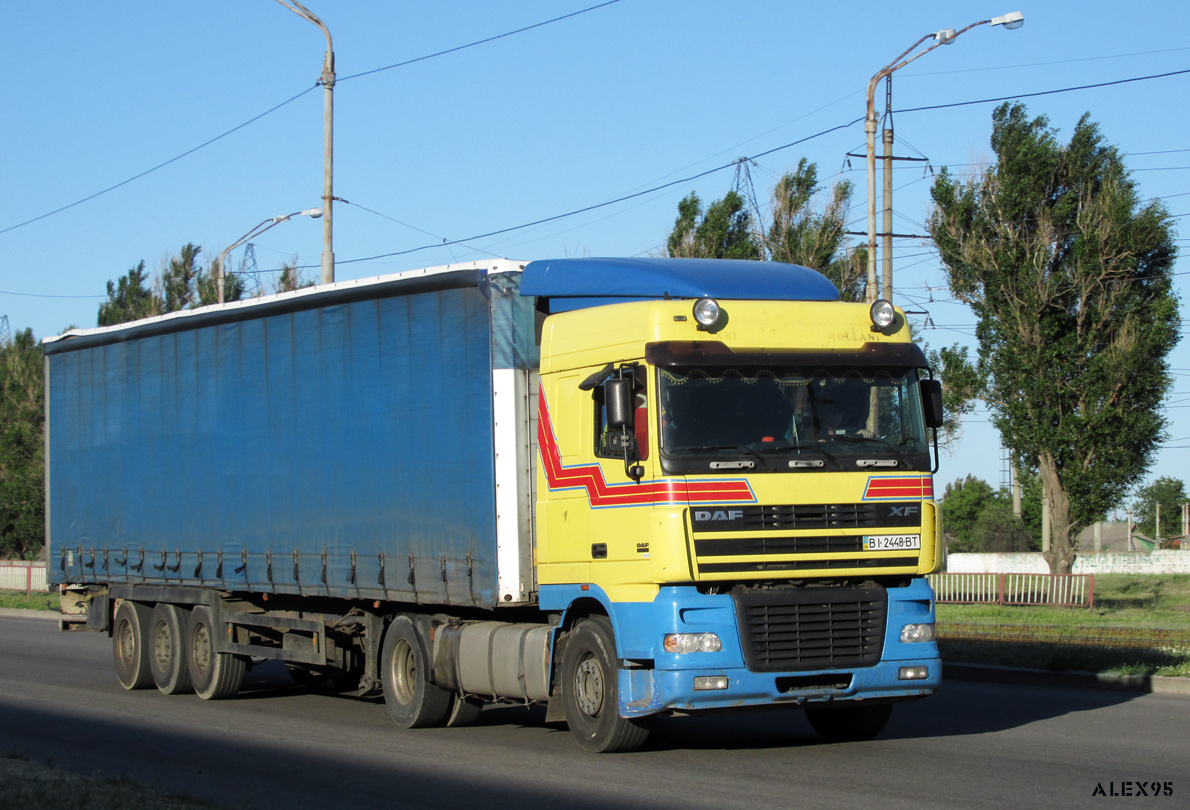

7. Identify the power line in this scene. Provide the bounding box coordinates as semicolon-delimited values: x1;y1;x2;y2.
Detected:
338;0;622;83
897;68;1190;115
0;86;316;237
0;2;625;238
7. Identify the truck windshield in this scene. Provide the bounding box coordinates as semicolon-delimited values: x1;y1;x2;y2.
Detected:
658;365;931;473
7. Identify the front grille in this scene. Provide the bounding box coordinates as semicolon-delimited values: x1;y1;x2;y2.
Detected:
733;584;887;672
695;535;863;556
701;556;917;575
691;502;922;533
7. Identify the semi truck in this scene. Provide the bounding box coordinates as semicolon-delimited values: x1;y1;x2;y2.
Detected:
45;256;944;753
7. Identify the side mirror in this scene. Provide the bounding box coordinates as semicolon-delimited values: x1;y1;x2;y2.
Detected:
920;379;944;429
605;378;634;430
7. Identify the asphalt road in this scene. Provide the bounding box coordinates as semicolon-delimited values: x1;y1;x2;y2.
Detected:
1;613;1184;810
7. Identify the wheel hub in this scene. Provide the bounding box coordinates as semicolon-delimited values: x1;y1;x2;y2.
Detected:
575;658;604;716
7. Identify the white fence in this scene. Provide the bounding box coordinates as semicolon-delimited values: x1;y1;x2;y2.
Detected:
929;572;1094;609
946;550;1190;575
0;561;48;593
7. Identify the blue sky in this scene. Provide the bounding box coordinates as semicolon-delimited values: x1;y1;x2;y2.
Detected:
2;1;1188;502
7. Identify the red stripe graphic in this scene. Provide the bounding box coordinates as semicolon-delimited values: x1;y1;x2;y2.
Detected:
863;475;934;500
537;389;754;508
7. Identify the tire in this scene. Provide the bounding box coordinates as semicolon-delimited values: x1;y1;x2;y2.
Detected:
561;616;650;753
112;600;154;690
186;605;246;700
444;695;484;727
805;703;894;742
149;603;193;695
381;616;451;729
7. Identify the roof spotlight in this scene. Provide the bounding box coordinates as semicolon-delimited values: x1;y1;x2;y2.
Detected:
693;298;722;329
870;299;896;330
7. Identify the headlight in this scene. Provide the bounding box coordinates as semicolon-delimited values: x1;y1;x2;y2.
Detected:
870;298;896;329
900;623;936;643
664;632;723;654
692;298;722;329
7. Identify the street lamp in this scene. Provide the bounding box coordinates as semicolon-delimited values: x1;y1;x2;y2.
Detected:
216;208;323;304
864;11;1024;304
276;1;335;287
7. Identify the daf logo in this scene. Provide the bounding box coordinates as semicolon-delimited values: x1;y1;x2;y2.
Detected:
695;510;744;521
889;506;920;517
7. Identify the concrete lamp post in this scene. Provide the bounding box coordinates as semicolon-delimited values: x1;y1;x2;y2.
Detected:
864;11;1024;305
275;0;336;287
216;208;323;304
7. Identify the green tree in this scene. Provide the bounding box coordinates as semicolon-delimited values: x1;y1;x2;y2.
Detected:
273;258;316;294
162;242;202;312
0;328;44;559
765;158;866;301
195;256;246;307
667;190;760;260
665;161;864;301
971;499;1036;553
940;475;996;552
100;244;245;326
1132;477;1187;539
929;102;1179;575
98;261;160;326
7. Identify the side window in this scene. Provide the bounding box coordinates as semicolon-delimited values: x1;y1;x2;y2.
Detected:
593;367;649;461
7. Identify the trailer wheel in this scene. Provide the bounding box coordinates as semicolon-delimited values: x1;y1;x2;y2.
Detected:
805;703;894;742
187;605;246;700
113;600;154;690
381;617;451;729
561;616;650;753
149;603;193;695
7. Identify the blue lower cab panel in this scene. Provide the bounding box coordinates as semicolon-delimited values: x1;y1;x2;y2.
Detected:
541;578;940;718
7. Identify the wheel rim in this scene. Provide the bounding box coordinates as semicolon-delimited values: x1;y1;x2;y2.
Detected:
154;620;172;672
574;655;604;717
390;638;416;704
191;621;212;678
116;618;136;670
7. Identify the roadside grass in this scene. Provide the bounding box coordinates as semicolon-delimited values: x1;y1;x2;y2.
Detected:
0;752;242;810
0;590;58;611
936;574;1190;677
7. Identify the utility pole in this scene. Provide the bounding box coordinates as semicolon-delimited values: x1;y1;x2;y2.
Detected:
862;12;1024;304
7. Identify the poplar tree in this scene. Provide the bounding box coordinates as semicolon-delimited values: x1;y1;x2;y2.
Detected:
929;102;1179;575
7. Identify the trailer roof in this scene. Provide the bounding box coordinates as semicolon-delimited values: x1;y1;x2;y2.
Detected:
520;257;839;312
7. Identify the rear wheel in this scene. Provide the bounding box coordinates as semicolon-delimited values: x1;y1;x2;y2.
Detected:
149;603;193;695
561;616;650;753
805;703;894;742
113;600;154;690
186;605;246;700
381;617;451;729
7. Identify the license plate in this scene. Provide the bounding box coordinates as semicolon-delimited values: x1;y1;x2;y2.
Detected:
863;534;921;551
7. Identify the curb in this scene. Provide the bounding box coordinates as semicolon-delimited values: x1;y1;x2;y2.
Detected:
943;662;1190;697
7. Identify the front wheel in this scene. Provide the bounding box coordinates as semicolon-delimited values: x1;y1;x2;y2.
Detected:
805;703;894;742
561;616;650;753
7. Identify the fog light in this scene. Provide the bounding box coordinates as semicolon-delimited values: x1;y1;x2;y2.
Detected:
899;666;930;681
900;623;936;644
870;298;896;329
664;633;723;654
692;298;722;329
693;676;729;691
